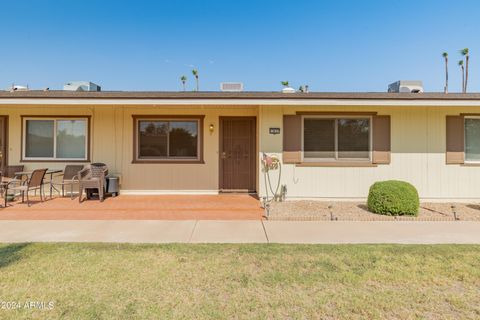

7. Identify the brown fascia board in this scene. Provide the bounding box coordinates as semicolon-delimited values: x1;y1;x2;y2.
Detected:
2;90;480;100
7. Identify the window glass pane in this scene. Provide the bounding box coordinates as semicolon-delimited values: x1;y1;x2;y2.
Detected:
56;120;87;159
304;119;335;159
138;121;168;158
338;119;370;159
169;121;198;158
25;120;54;158
465;119;480;161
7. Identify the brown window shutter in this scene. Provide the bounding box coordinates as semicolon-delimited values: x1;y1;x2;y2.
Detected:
446;115;464;164
283;115;302;163
372;115;391;164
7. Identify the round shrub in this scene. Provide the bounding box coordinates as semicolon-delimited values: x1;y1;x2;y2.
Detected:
367;180;419;216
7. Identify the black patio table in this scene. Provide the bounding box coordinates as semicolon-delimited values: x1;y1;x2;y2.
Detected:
15;169;63;199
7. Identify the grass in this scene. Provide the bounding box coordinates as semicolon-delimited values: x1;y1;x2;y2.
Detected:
0;244;479;319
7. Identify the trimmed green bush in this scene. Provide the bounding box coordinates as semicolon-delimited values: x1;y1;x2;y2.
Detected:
367;180;419;216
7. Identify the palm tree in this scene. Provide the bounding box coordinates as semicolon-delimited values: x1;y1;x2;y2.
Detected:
458;60;465;93
442;52;448;93
460;48;469;93
192;69;199;91
281;81;289;87
180;75;187;91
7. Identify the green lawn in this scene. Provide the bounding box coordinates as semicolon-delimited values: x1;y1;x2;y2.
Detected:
0;244;479;319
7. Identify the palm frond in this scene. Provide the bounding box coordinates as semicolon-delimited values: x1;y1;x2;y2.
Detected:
460;48;469;56
442;52;448;58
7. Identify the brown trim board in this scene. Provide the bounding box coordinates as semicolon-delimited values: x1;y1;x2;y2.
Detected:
132;115;205;164
296;111;378;116
20;115;92;163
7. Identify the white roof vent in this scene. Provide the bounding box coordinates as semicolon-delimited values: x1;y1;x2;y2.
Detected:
64;81;101;92
282;87;296;93
220;82;244;92
388;80;423;93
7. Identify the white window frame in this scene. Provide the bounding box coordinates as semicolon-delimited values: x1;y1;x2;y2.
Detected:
464;116;480;164
301;115;373;162
136;118;201;162
22;117;89;161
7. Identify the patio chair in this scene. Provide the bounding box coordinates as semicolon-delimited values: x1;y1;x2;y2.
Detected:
9;168;47;207
51;165;84;199
78;163;108;203
2;165;25;179
0;165;25;200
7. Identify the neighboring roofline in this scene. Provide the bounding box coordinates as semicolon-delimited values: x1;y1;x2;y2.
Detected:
1;90;480;100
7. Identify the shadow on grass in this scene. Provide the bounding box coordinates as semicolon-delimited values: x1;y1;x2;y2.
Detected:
0;243;29;269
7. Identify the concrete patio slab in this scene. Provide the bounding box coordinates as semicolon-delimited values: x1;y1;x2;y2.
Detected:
0;221;111;243
1;220;480;244
0;220;196;243
263;221;480;244
189;220;267;243
0;195;264;220
96;220;196;243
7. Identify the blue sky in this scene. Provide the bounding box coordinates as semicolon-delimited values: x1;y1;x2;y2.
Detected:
1;0;479;92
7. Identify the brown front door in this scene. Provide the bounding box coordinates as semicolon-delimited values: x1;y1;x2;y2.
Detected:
0;117;7;173
219;117;256;192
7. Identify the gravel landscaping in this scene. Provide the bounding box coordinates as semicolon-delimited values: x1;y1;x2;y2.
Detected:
267;201;480;221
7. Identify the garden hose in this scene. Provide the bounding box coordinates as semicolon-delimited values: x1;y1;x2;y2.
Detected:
262;153;282;205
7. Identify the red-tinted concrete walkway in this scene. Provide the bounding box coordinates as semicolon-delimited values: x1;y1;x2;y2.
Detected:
0;195;264;220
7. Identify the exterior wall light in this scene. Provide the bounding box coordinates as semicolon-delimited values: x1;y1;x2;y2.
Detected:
209;124;215;133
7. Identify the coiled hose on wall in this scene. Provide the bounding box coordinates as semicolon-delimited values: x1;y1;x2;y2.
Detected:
261;153;282;215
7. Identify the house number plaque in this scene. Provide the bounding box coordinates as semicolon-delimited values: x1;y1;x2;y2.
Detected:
269;127;281;135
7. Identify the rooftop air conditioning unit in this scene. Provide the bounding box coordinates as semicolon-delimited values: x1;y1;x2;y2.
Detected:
64;81;101;92
388;80;423;93
220;82;244;92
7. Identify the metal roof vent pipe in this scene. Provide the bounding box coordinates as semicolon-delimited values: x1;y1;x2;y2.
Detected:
298;85;309;93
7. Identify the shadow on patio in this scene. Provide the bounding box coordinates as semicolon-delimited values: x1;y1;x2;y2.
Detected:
0;194;264;220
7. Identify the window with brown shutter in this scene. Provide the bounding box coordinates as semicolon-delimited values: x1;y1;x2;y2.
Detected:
282;113;391;166
372;115;391;164
446;115;464;164
282;115;302;163
302;116;371;162
463;116;480;163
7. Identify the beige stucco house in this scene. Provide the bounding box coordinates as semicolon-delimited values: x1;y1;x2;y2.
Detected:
1;91;480;201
